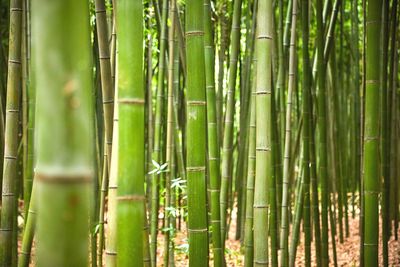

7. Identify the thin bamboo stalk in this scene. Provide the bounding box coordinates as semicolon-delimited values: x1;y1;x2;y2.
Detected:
204;0;223;265
220;0;242;245
0;0;23;265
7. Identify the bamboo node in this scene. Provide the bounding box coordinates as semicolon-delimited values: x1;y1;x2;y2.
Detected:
256;146;271;152
187;100;206;106
116;195;146;201
188;228;208;233
253;204;268;208
364;136;378;142
257;34;272;40
365;79;379;84
118;98;145;105
256;90;271;95
35;171;93;184
185;31;205;37
186;166;206;172
253;260;269;265
363;242;378;246
8;59;21;64
105;250;117;256
208;189;220;193
7;109;19;113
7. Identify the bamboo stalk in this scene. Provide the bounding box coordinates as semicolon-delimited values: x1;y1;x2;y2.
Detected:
32;1;94;266
0;0;23;265
362;0;382;265
185;0;209;265
204;0;223;265
116;0;146;265
253;0;273;265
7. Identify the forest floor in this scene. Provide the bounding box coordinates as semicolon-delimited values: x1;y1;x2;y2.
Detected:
19;202;400;266
158;206;400;266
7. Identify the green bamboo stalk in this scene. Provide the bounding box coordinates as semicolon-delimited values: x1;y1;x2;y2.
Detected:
362;0;382;265
164;0;177;264
32;1;94;266
0;0;22;265
185;0;209;265
310;100;322;267
216;2;229;138
18;180;36;267
270;85;279;267
283;0;293;56
116;1;145;265
288;171;304;267
387;0;398;233
328;192;338;267
105;88;118;267
22;0;33;220
300;0;311;264
97;150;108;267
336;5;345;243
351;0;361;224
173;75;185;187
279;0;297;264
389;42;398;241
95;0;114;166
220;0;242;245
244;55;257;267
204;0;223;265
237;3;258;242
150;0;169;263
145;11;154;200
94;5;114;257
276;0;285;152
254;0;273;265
359;2;367;264
315;0;330;264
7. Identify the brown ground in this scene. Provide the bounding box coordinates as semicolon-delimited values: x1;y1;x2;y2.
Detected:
157;207;400;266
20;203;400;266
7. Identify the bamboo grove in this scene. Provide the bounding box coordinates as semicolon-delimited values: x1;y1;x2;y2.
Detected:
0;0;399;266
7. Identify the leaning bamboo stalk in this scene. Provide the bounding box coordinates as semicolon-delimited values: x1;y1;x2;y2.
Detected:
94;6;114;255
279;0;297;264
95;0;114;167
18;180;36;267
105;87;118;267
